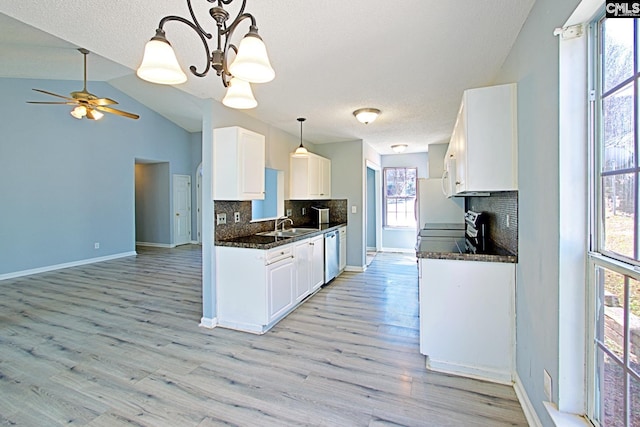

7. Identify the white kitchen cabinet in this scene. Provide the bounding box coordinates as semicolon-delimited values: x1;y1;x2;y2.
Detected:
448;83;517;195
294;240;311;302
290;153;331;199
310;234;325;290
213;126;265;200
216;232;331;334
419;258;515;384
267;256;295;322
216;244;293;333
338;226;347;272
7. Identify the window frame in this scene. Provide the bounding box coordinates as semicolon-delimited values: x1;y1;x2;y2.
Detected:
588;14;640;427
382;166;417;229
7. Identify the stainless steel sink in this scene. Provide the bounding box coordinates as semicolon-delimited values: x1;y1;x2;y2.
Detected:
257;227;319;237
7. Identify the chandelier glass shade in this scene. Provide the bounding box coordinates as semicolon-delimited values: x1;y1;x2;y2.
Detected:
136;0;274;109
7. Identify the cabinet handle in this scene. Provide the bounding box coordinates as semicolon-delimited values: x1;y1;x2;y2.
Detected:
309;243;314;246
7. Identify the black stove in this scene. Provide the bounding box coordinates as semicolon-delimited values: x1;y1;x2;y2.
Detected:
464;210;488;253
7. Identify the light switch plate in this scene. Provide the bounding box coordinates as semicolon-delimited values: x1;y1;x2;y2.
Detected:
351;205;357;214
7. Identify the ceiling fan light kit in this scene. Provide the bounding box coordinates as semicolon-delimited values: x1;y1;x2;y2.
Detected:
27;48;139;121
137;0;275;109
353;108;381;124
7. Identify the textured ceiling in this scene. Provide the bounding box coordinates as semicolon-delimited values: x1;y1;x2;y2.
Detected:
0;1;534;154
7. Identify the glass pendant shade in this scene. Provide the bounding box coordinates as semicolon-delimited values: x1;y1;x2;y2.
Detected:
137;38;188;85
70;105;87;119
228;32;275;84
292;144;308;157
222;77;258;109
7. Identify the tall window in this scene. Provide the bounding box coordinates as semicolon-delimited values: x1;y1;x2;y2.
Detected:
384;167;417;228
590;16;640;427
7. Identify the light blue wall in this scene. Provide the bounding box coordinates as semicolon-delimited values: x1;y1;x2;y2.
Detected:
313;140;365;269
380;152;428;250
0;77;200;276
492;0;580;424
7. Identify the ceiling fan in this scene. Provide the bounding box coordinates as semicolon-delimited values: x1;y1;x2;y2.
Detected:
27;48;139;120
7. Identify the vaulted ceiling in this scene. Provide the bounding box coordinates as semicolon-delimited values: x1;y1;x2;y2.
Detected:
0;1;535;154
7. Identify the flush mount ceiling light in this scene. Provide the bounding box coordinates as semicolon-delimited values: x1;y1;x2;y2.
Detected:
292;117;309;157
136;0;275;109
391;144;408;153
353;108;381;124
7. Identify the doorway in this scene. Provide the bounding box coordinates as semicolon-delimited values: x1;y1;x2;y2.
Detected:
173;174;192;246
366;161;382;264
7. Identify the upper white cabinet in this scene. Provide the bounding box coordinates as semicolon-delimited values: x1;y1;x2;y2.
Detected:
213;126;265;200
290;153;331;200
448;83;517;195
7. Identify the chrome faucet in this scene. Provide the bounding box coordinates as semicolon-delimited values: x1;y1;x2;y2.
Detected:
275;217;293;232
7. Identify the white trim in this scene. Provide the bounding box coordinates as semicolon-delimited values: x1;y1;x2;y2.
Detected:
544;402;592;427
427;358;513;385
199;317;217;329
0;251;137;281
136;241;176;248
344;265;366;273
514;372;543;427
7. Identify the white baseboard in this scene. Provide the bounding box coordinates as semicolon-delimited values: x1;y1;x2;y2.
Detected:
0;251;137;281
345;265;366;273
514;371;543;427
427;358;513;385
199;317;218;329
136;241;175;248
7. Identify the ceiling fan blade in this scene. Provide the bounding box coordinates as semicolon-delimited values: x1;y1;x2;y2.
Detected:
32;88;74;101
27;101;77;105
96;106;139;120
90;98;118;106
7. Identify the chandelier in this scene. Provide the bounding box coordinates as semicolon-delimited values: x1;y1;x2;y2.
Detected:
136;0;275;109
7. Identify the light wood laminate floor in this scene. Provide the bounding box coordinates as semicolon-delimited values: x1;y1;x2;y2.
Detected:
0;245;528;426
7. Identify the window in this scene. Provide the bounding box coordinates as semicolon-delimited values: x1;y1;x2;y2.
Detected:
384;167;416;228
590;15;640;426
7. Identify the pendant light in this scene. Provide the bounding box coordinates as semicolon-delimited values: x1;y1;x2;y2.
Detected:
292;117;309;157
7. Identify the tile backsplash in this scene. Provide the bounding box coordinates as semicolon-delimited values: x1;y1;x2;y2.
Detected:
215;199;347;241
466;191;518;255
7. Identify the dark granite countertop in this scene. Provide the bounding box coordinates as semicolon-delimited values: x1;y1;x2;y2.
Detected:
215;222;346;250
416;237;517;264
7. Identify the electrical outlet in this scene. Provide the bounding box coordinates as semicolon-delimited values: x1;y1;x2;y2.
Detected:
286;209;292;216
216;213;227;225
94;242;100;249
543;369;552;401
234;212;240;223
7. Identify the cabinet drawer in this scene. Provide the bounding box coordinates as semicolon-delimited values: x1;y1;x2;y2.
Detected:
265;245;293;265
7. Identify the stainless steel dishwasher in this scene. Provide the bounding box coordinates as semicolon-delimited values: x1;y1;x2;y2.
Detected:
324;230;339;283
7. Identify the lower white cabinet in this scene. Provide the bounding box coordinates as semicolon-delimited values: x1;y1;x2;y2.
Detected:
294;240;311;302
216;233;329;334
310;234;325;290
419;258;515;384
338;226;347;272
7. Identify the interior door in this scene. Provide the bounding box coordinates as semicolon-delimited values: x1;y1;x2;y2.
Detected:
173;174;191;246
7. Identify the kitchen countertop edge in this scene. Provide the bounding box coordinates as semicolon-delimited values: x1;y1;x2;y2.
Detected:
215;222;347;250
416;251;517;264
